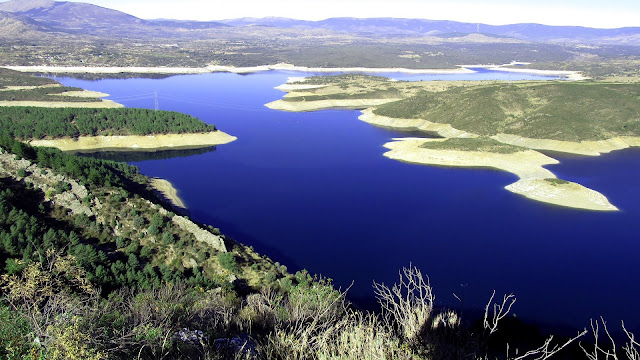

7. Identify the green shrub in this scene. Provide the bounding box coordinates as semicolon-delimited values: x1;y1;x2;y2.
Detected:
161;232;174;244
133;215;145;228
217;252;239;273
0;303;42;359
147;224;160;236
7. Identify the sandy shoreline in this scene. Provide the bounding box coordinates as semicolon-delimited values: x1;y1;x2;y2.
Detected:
6;65;213;74
150;177;186;210
6;63;475;75
486;66;588;81
491;133;640;156
5;63;584;79
52;90;111;98
0;100;123;108
29;131;237;151
266;78;627;210
0;84;123;108
383;138;618;211
359;108;478;138
265;98;401;112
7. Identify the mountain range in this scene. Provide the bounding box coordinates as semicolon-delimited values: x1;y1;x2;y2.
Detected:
0;0;639;44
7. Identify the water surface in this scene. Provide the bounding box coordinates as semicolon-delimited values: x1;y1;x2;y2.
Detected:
56;69;640;334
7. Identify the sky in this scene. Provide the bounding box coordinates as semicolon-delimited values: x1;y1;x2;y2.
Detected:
24;0;640;28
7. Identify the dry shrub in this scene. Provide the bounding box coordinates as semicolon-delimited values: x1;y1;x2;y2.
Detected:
316;310;415;360
373;264;434;342
252;279;349;359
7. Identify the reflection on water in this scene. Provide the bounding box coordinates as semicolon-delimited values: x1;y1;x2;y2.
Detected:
76;146;217;162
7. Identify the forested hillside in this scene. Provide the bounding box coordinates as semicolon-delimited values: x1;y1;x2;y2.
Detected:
1;131;632;360
0;107;218;139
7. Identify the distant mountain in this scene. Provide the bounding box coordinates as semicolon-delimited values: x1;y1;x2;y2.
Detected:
0;10;54;39
0;0;144;35
220;17;640;44
0;0;638;45
0;0;54;12
146;19;228;30
0;0;226;36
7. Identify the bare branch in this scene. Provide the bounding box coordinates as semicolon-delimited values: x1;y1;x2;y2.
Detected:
581;317;619;360
510;329;587;360
373;263;434;340
622;321;640;360
483;290;516;335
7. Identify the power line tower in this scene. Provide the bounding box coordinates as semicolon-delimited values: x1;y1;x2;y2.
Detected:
154;90;159;111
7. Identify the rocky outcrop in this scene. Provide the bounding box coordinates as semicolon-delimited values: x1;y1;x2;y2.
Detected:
0;148;97;216
171;214;227;253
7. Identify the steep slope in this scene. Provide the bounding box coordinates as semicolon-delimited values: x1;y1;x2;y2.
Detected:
0;10;55;39
0;0;54;12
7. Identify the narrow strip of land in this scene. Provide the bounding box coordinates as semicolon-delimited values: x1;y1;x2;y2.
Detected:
29;131;237;152
150;177;186;210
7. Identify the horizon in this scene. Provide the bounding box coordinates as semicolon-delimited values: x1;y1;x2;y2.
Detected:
1;0;639;29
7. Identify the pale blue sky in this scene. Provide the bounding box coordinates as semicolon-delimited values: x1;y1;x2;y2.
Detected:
24;0;640;28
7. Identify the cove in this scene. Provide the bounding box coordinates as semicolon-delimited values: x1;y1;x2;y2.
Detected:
54;69;640;335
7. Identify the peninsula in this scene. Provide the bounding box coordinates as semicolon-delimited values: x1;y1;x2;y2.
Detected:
266;74;640;211
0;69;237;153
0;68;237;209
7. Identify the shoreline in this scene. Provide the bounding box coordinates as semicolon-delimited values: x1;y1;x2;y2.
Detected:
29;131;237;152
150;177;186;210
0;85;123;108
266;79;626;211
5;63;585;79
383;138;618;211
265;98;401;112
361;110;640;156
0;99;123;108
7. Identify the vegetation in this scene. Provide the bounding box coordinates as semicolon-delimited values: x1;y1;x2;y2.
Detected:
419;137;524;153
0;132;638;359
373;82;640;141
545;178;571;186
0;41;638;359
0;85;99;102
0;107;217;140
0;132;139;188
524;58;640;80
0;67;57;88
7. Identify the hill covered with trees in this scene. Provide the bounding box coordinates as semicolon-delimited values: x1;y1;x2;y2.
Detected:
0;107;218;140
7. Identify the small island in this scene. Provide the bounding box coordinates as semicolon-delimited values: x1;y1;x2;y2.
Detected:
267;73;640;211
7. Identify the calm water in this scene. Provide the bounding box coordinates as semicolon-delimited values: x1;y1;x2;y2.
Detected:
55;69;640;334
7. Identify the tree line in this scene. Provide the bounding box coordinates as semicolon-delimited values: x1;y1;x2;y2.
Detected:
0;106;217;140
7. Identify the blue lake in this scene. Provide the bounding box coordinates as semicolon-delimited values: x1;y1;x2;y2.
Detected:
54;69;640;334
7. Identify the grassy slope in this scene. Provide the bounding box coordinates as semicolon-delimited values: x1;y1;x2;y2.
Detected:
374;82;640;141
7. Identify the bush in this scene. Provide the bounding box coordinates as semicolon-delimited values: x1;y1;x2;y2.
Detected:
0;303;40;359
161;232;174;244
147;224;160;236
54;180;71;193
217;252;239;273
133;215;145;228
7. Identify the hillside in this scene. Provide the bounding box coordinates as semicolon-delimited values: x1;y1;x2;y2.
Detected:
266;74;640;211
221;17;640;44
0;0;639;72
